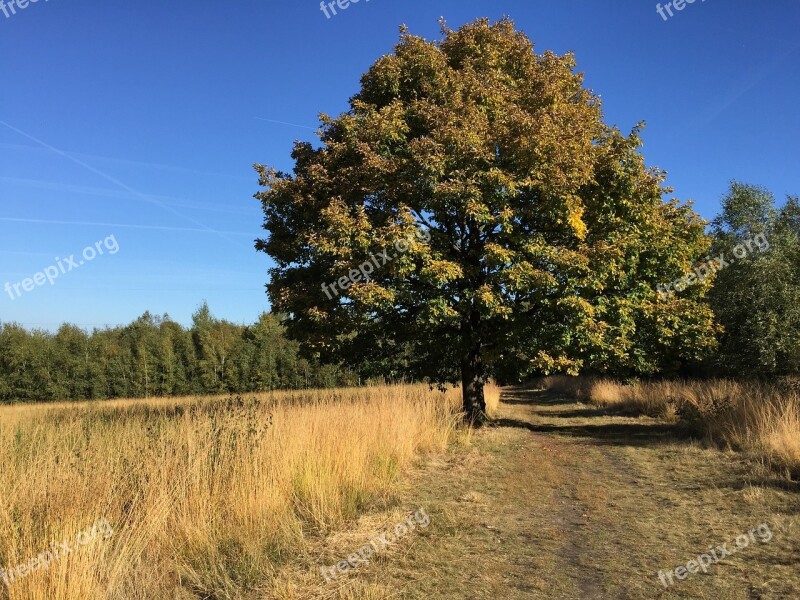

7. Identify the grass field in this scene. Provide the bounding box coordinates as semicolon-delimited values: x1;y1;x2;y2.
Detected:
256;384;800;599
540;376;800;480
0;383;499;599
3;380;797;599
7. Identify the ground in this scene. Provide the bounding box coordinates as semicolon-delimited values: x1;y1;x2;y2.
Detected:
271;386;800;600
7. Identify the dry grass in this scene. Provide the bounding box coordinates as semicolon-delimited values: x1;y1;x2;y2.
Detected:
584;379;624;407
537;375;594;402
484;381;501;417
0;384;468;599
541;376;800;478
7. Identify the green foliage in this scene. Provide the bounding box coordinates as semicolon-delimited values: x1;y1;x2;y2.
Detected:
255;17;718;405
708;183;800;376
0;305;355;403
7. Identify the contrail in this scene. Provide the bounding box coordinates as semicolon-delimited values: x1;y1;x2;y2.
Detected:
0;217;254;236
255;117;318;130
0;120;249;249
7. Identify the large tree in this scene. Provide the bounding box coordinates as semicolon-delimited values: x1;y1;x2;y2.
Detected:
255;18;717;422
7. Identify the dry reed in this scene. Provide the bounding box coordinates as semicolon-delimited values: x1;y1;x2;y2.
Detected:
541;376;800;478
0;383;466;599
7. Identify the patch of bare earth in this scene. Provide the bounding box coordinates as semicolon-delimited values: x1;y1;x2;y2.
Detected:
267;387;800;599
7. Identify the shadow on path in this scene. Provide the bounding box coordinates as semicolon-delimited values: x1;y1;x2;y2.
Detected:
491;418;688;447
491;386;692;448
500;387;574;406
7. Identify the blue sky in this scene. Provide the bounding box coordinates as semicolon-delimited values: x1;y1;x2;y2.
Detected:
1;0;798;330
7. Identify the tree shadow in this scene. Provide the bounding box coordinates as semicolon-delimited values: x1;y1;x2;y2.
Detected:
490;417;691;447
492;386;692;447
500;387;576;407
532;406;625;419
493;386;800;494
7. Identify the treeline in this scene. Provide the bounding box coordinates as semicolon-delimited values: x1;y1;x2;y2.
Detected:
706;183;800;377
2;183;798;403
0;303;356;403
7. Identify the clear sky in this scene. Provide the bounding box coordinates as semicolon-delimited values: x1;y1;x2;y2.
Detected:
1;0;798;330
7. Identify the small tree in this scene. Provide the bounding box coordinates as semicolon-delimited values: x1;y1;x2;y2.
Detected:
255;18;717;422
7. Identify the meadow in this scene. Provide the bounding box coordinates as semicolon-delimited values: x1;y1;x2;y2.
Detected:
0;383;499;599
540;375;800;479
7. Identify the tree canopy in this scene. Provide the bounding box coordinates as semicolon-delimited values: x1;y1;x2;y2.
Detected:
255;18;718;421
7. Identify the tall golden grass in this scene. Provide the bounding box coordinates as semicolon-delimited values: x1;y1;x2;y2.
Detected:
484;382;501;417
0;382;489;599
541;375;800;478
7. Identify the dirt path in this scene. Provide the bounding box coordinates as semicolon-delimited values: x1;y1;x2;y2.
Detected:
274;386;800;600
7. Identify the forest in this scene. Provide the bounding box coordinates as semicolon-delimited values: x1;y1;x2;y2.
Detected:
0;303;355;402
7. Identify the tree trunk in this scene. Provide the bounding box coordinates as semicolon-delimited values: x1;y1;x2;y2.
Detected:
461;347;487;426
